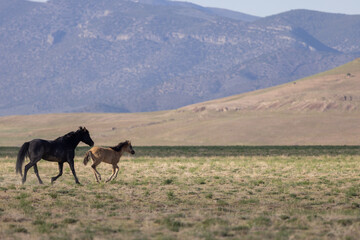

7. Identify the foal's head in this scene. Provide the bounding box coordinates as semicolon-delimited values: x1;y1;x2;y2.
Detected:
111;140;135;155
124;140;135;155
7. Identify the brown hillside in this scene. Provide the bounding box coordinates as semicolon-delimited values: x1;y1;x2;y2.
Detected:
0;59;360;146
182;58;360;113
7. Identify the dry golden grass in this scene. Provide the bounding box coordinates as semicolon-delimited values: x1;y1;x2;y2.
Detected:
1;155;360;239
1;110;360;146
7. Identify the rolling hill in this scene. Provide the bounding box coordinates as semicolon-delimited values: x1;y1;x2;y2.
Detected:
182;58;360;113
1;58;359;146
0;0;359;115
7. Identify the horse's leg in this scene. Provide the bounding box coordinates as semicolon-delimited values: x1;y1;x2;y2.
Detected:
106;164;117;182
91;166;100;183
91;162;101;183
111;164;120;181
33;164;43;184
22;162;34;184
51;162;64;184
22;157;41;184
89;155;102;182
68;159;80;184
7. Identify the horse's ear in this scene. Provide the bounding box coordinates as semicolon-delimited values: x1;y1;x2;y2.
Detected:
79;126;83;130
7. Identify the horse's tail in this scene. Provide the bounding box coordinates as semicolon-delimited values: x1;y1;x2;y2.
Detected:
16;142;30;176
83;151;92;166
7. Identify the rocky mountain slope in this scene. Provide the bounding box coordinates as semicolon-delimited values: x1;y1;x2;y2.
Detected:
1;59;360;146
0;0;359;115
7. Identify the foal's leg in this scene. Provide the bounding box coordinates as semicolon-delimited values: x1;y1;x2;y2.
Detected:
51;162;64;184
91;161;102;183
91;165;101;183
33;164;43;184
106;164;118;182
112;164;120;181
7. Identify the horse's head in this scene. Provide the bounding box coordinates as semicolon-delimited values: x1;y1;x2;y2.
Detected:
78;127;94;147
124;140;135;155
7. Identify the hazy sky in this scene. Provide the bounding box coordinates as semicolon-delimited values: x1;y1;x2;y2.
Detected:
29;0;360;17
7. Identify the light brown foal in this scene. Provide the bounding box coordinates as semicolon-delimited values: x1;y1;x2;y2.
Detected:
83;140;135;182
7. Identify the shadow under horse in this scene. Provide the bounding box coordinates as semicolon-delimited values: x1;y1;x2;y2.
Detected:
16;127;94;184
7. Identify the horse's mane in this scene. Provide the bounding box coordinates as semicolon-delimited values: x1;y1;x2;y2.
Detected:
110;141;128;152
54;130;77;142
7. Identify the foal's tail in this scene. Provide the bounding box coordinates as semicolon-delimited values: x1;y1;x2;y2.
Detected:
83;151;93;166
16;142;30;176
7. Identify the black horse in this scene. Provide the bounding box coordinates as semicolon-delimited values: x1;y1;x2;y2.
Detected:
16;127;94;185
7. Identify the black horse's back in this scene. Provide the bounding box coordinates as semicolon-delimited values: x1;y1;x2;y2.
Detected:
29;139;51;156
16;141;30;176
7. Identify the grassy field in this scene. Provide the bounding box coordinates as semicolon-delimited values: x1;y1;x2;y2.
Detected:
1;148;360;239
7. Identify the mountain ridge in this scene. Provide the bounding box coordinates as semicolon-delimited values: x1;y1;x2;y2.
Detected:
0;0;359;115
1;58;360;146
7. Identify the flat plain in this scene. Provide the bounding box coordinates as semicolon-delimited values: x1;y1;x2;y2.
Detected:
1;147;360;240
